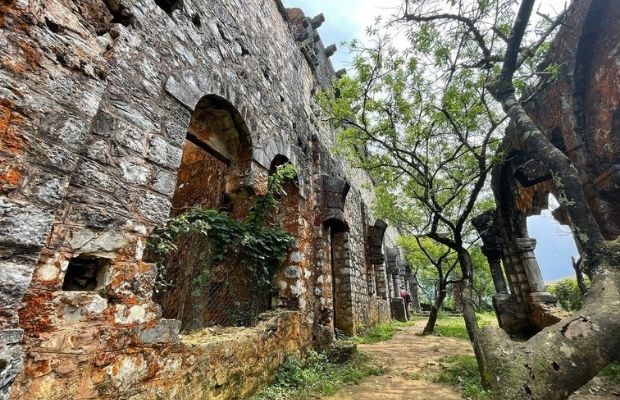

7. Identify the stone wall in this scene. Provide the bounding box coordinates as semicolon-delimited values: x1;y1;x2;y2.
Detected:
476;0;620;338
0;0;401;398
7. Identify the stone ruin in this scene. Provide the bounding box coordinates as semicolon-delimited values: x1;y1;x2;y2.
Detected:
0;1;416;398
475;0;620;338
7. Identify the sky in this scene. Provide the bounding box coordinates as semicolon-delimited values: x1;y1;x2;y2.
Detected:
282;0;579;283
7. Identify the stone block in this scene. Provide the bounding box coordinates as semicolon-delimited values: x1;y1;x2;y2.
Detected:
20;169;70;206
152;169;177;197
390;297;407;322
65;205;118;229
114;121;146;154
0;329;23;345
0;261;32;311
0;343;23;399
73;160;125;193
52;293;108;324
39;114;89;149
137;191;172;222
119;158;151;185
147;135;182;169
139;319;181;343
90;110;117;137
27;136;81;172
68;229;128;253
529;291;557;304
0;199;54;250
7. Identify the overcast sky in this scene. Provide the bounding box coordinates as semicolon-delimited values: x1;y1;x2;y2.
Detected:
282;0;579;282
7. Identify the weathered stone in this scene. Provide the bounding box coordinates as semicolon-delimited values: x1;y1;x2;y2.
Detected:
139;319;181;344
0;199;54;251
0;0;404;398
328;342;357;364
137;191;172;222
0;262;32;309
147;135;182;169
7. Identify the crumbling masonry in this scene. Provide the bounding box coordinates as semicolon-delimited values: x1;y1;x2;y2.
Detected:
0;1;415;399
475;0;620;338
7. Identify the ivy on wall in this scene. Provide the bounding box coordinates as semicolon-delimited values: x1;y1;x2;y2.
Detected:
148;164;299;295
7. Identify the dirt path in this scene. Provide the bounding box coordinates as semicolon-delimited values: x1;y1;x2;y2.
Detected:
323;321;620;400
324;322;471;400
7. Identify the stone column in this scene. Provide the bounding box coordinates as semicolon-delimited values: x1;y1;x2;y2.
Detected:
375;262;388;299
514;238;545;293
482;245;508;293
392;273;400;298
367;264;376;295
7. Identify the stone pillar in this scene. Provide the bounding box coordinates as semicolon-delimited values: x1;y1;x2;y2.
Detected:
375;262;388;299
392;273;400;298
367;264;376;295
482;245;508;293
390;297;407;322
513;238;545;293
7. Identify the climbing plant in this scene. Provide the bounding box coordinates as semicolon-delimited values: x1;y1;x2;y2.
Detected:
147;164;298;296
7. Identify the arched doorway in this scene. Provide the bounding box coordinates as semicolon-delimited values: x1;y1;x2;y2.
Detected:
153;95;261;331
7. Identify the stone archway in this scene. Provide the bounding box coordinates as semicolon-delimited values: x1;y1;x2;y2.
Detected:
153;94;261;331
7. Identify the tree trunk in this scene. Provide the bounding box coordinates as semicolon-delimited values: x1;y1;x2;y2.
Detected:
458;235;620;399
423;284;446;335
572;256;588;296
479;265;620;399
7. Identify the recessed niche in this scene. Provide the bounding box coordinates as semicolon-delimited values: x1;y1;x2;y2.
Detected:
62;255;109;291
155;0;183;15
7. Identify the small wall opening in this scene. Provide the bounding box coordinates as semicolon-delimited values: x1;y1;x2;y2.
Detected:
155;0;183;15
62;255;109;291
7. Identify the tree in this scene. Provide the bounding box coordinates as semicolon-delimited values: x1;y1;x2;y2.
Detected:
400;236;460;334
322;0;620;397
319;5;506;367
469;245;494;311
393;1;620;398
320;25;502;337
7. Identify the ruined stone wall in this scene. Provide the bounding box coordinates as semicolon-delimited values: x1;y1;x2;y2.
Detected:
526;0;620;240
0;0;397;398
480;0;620;338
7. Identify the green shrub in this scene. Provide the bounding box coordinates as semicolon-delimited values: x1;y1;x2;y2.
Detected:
547;278;585;311
147;164;298;295
253;351;384;400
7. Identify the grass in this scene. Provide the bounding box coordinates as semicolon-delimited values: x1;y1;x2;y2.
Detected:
432;354;493;400
352;319;418;344
252;351;385;400
432;312;497;339
601;362;620;385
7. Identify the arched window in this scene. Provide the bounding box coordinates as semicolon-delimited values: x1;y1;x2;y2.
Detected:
153;95;260;331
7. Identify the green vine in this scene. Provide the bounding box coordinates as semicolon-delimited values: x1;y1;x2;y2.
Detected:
147;164;298;295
